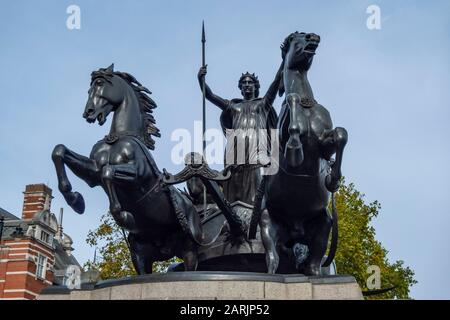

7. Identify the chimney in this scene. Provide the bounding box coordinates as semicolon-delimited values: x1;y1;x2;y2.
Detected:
22;184;53;220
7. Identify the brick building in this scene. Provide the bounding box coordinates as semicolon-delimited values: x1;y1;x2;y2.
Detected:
0;184;80;300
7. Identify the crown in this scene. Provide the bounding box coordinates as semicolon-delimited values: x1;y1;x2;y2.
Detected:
238;72;260;89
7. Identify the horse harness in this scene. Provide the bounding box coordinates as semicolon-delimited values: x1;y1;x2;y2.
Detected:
101;133;191;234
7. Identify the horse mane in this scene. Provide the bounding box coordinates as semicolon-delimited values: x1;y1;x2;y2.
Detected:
115;71;161;150
92;65;161;150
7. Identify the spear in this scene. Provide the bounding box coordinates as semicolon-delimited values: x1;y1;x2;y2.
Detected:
201;21;206;153
201;21;207;211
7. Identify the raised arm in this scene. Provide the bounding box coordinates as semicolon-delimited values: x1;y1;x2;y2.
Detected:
198;66;230;111
263;60;284;107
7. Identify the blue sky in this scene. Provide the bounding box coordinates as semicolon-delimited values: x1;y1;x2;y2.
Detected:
0;0;449;299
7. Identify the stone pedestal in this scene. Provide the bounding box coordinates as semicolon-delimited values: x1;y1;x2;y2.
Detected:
38;272;363;300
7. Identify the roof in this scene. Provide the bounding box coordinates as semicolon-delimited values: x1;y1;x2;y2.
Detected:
53;237;81;285
1;206;81;285
54;240;81;269
0;207;20;221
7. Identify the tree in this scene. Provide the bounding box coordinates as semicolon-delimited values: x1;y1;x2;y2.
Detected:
84;181;416;299
333;181;417;299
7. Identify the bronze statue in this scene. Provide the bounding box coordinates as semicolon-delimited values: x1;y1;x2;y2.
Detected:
252;32;348;275
197;62;283;205
51;30;348;277
51;64;225;274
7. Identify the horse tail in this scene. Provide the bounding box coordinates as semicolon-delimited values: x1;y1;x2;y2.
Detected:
249;175;267;239
322;192;338;267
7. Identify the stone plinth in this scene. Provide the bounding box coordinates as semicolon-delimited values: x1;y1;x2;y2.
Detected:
38;271;363;300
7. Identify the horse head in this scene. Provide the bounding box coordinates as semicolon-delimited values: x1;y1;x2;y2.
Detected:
83;64;160;150
83;64;125;126
281;32;320;72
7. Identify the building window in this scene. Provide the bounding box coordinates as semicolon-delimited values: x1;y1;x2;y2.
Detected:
36;255;47;279
40;230;50;243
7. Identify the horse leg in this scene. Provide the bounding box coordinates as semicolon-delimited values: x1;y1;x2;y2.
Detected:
323;127;348;192
304;210;332;276
260;209;279;274
51;144;101;214
181;238;198;271
128;234;154;274
101;165;136;230
284;93;307;167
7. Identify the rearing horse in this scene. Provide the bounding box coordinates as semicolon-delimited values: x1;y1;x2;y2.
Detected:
255;32;348;276
51;64;211;274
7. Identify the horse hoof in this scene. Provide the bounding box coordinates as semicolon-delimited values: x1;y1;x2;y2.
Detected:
267;264;277;274
266;253;279;274
66;192;85;214
304;265;321;276
325;174;340;192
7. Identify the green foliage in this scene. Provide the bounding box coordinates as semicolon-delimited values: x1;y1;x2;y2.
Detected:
333;181;417;299
84;214;180;279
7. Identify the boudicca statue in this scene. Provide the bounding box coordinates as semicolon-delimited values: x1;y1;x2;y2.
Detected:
51;31;348;277
197;61;282;206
